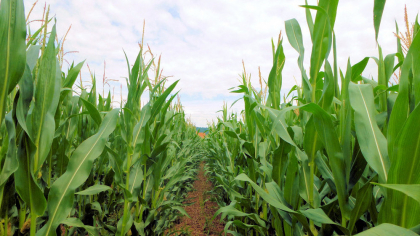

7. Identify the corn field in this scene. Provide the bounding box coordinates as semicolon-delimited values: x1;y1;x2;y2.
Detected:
1;0;420;235
0;0;204;235
204;0;420;235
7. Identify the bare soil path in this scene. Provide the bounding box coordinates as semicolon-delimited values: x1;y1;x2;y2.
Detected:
168;162;227;236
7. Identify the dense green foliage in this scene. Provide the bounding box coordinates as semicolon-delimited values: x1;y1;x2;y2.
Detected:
0;0;203;235
204;0;420;235
2;0;420;235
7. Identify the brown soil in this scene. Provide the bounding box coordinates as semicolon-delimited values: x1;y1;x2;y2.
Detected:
168;162;228;236
198;132;206;138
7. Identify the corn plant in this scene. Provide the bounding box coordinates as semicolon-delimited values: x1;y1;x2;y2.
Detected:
0;1;202;235
205;0;420;235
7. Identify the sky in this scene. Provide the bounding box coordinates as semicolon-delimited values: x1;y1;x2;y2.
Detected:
23;0;420;127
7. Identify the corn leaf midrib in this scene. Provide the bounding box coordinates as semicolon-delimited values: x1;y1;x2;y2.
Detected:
356;85;388;181
43;115;114;234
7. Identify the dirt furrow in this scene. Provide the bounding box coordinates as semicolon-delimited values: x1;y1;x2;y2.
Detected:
168;162;226;236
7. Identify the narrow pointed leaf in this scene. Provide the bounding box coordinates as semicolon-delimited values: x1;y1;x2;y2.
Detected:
373;0;386;41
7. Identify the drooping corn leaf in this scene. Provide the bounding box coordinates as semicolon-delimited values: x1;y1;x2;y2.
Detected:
285;18;312;102
235;173;295;214
62;218;99;236
37;109;119;236
374;184;420;205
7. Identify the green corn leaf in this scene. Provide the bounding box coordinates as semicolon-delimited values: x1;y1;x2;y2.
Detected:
297;148;320;208
349;82;389;183
387;20;420;162
225;220;267;235
348;139;368;191
304;0;314;41
26;18;51;48
63;61;85;88
131;103;151;162
60;60;85;101
16;64;34;135
319;60;334;110
300;208;349;234
26;45;41;71
379;104;420;228
303;116;322;163
340;60;353;182
284;153;300;209
315;151;335;184
285;19;304;62
384;53;396;84
81;97;102;125
271;141;288;186
171;206;191;219
377;46;388;113
62;218;99;236
235;173;295;213
117;213;134;235
285;18;311;102
150;80;179;118
75;185;112;195
0;0;26;124
26;24;61;173
351;57;370;82
0;112;18;214
214;201;250;220
354;223;417;236
128;161;144;201
306;0;338;102
374;184;420;205
129;51;141;87
348;182;373;233
395;22;404;57
373;0;386;41
0;112;17;187
300;103;350;220
15;134;47;217
267;39;285;109
37;109;119;236
265;107;297;147
105;146;124;186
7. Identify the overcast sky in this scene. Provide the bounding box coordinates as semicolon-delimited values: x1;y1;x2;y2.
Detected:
23;0;420;127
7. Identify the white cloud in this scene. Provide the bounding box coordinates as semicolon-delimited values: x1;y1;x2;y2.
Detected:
23;0;420;126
